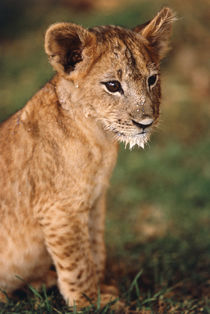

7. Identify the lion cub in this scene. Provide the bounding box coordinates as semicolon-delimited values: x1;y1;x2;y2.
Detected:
0;8;174;308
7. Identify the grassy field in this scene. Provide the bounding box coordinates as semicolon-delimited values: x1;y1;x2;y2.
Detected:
0;0;210;312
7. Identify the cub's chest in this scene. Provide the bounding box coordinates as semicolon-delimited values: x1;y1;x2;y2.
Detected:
86;142;117;207
57;126;118;207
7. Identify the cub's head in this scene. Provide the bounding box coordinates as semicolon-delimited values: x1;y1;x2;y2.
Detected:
45;8;175;149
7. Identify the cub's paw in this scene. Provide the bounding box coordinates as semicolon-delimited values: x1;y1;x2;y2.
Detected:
29;270;57;291
100;284;119;296
73;292;124;312
99;293;125;312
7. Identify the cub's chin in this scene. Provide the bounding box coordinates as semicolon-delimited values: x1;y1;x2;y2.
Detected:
101;119;152;149
115;132;151;150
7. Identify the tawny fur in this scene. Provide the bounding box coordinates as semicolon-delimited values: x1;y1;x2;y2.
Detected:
0;8;175;308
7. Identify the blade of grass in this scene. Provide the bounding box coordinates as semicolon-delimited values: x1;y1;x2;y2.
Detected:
125;269;143;305
73;300;77;314
28;284;42;300
96;287;101;310
42;284;51;311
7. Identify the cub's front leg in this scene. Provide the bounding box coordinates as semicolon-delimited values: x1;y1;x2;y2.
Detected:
89;193;106;282
89;193;119;297
38;207;98;307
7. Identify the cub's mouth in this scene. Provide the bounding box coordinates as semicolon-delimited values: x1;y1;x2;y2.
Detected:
101;117;154;149
112;117;154;149
114;130;151;149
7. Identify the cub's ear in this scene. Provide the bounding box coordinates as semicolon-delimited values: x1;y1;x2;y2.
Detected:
45;23;96;77
133;7;176;59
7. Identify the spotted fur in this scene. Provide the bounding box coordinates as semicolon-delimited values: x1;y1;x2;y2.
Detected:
0;7;175;308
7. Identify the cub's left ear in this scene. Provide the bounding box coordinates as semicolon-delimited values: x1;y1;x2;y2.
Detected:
45;22;96;78
133;7;176;59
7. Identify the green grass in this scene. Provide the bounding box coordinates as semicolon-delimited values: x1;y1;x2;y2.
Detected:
0;0;210;312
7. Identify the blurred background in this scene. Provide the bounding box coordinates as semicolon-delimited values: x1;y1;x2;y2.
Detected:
0;0;209;312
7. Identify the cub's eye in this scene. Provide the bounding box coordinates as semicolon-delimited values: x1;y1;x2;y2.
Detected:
102;80;123;94
148;74;157;88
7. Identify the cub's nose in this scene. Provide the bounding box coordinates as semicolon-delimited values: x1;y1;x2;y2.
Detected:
132;118;154;130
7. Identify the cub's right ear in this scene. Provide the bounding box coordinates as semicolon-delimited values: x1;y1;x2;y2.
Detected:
45;23;96;77
133;7;176;60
